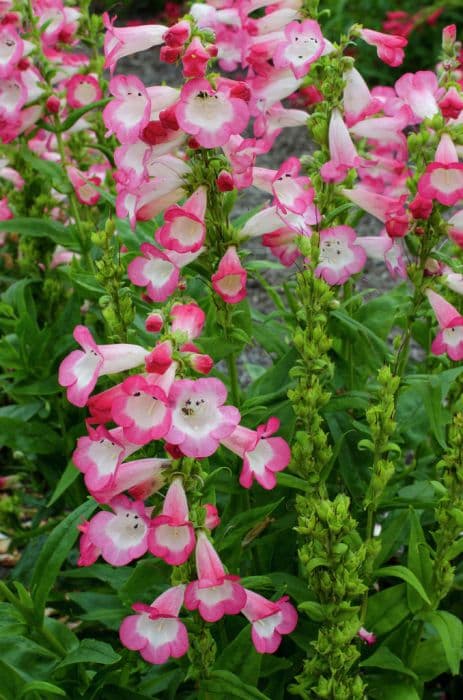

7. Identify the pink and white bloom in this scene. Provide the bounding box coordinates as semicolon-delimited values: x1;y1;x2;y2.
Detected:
86;495;151;566
320;108;364;184
93;457;167;504
182;36;210;78
0;25;23;78
166;377;240;458
357;233;407;279
448;210;463;248
222;417;291;489
127;243;180;302
156;187;207;253
418;134;463;207
148;478;195;565
103;75;151;144
184;532;246;622
111;370;175;445
120;586;189;664
273;19;324;79
67;166;101;206
171;303;205;340
316;226;367;285
58;326;149;407
211;246;247;304
175;78;249;148
66;74;102;108
439;87;463;120
0;74;27;120
73;425;138;493
343;68;382;127
242;590;297;653
426;289;463;361
359;28;407;67
103;13;166;73
271;157;314;215
77;521;100;567
394;71;443;123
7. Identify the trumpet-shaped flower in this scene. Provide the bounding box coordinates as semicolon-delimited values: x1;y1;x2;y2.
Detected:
176;78;249;148
242;590;297;653
166;377;240;458
273;19;324;79
156;187;207;253
86;495;152;566
359;28;407;67
103;75;151;144
426;289;463;360
120;586;189;664
211;246;247;304
184;532;246;622
58;326;149;407
148;478;195;565
316;226;366;285
222;417;291;489
127;243;180;302
418;134;463;207
103;13;166;73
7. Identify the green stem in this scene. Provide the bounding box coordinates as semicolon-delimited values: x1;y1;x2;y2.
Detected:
226;352;240;406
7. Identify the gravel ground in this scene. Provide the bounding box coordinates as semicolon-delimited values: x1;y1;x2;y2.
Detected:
119;51;388;380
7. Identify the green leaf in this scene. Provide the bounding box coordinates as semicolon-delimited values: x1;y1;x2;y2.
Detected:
58;98;111;132
366;584;409;636
215;627;262;686
419;610;463;676
200;670;270;699
48;461;80;506
0;218;75;247
406;509;433;613
20;681;66;698
54;639;120;669
411;638;454;682
0;660;25;698
276;472;309;491
30;499;97;616
360;646;418;680
374;566;431;606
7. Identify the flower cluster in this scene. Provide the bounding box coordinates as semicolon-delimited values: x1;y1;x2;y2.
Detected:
59;305;292;661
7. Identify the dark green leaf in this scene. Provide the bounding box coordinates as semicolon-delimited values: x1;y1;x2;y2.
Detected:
54;639;120;669
200;670;270;699
419;610;462;676
375;566;431;606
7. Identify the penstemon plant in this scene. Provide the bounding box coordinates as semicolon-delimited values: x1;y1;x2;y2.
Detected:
1;0;463;698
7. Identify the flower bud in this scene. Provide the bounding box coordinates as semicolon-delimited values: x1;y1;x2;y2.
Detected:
217;170;234;192
163;20;191;47
159;105;179;131
442;24;457;52
145;312;164;333
145;340;173;374
46;95;60;114
160;45;182;63
142;120;169;145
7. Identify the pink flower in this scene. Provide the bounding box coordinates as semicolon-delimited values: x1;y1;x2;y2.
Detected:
269;157;313;215
86;495;151;566
316;226;367;285
263;228;303;267
359;28;407;67
127;243;180;302
273;19;324;79
175;78;249;148
394;71;443;123
320;108;364;184
204;504;220;530
409;193;433;220
448;210;463;247
166;377;240;458
66;74;102;108
111;370;175;445
242;590;297;653
439;87;463;120
67;166;101;206
58;326;149;407
0;73;27;121
93;457;167;504
343;67;382;127
182;37;210;78
426;289;463;361
212;246;247;304
418;134;463;207
0;25;23;78
171;303;205;340
163;20;191;48
145;312;164;333
73;425;138;494
103;13;166;73
145;340;173;375
222;417;291;489
120;586;189;664
77;521;100;567
148;478;195;565
358;627;376;645
156;187;207;254
103;75;151;144
184;532;246;622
